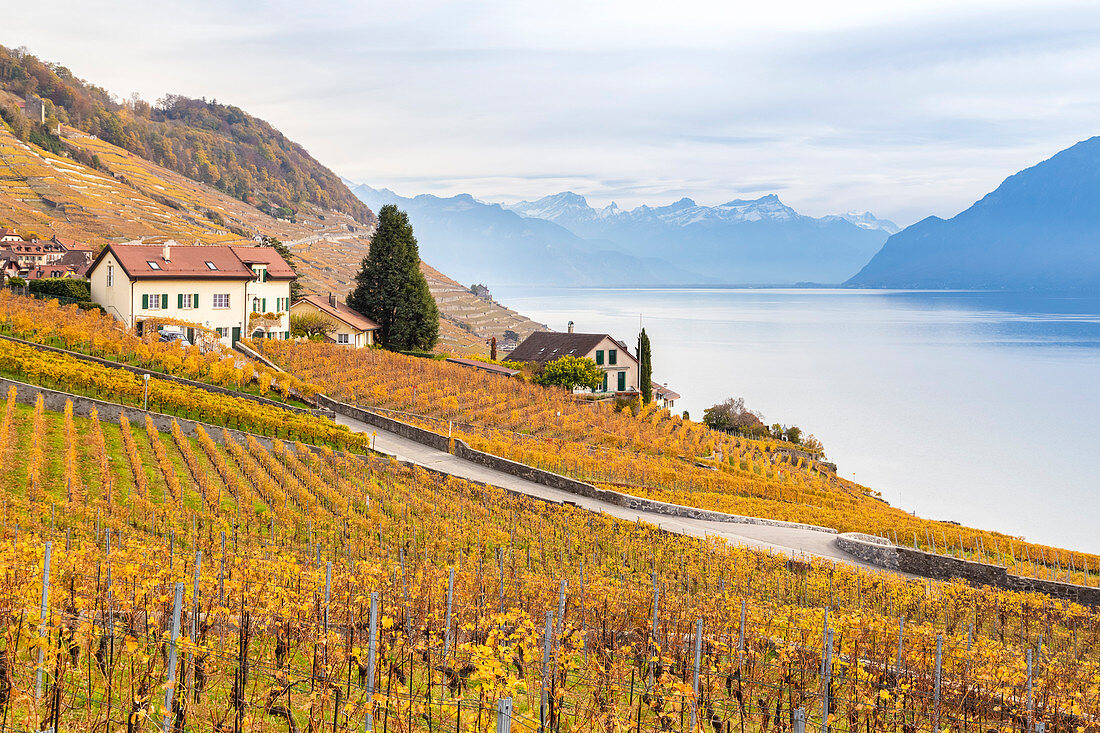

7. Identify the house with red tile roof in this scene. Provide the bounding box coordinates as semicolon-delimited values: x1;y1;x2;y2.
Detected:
87;240;296;345
509;323;640;395
290;293;380;347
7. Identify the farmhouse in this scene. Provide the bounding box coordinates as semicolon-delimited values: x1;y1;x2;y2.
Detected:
290;293;380;347
509;323;640;394
87;241;295;345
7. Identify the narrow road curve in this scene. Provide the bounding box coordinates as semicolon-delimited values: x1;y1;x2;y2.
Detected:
335;413;875;571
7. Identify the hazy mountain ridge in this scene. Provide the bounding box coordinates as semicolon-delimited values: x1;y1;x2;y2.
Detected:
507;192;896;285
847;136;1100;289
351;184;709;287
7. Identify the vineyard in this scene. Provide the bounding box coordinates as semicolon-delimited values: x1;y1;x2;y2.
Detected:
0;385;1097;732
0;292;317;402
253;340;1100;585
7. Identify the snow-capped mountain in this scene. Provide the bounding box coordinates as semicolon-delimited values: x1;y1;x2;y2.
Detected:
506;192;895;284
349;185;708;287
823;211;901;234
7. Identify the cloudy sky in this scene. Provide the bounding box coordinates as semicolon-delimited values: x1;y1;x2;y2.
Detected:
5;0;1100;225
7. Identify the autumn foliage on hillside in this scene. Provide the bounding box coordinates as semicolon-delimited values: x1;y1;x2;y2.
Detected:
0;44;375;224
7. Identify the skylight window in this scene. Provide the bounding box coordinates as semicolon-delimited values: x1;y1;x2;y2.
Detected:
205;261;218;270
147;261;161;270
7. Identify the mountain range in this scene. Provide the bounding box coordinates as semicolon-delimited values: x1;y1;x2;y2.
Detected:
351;185;899;287
351;185;707;287
847;136;1100;289
506;192;897;285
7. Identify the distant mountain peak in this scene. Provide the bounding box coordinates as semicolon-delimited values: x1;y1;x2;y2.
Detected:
847;135;1100;289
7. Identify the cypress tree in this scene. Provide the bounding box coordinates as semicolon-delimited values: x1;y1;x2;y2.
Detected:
638;327;653;404
347;205;439;350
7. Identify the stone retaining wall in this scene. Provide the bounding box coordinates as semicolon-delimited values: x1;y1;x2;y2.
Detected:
0;376;354;461
837;532;1100;606
317;395;837;534
0;334;327;417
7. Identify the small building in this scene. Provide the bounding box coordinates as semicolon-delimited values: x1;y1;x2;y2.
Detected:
24;264;81;281
87;240;295;346
509;323;640;394
290;293;380;347
50;237;95;268
653;382;681;410
0;228;21;243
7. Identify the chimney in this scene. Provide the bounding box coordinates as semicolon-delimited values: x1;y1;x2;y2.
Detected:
162;243;171;262
329;293;337;308
567;320;574;334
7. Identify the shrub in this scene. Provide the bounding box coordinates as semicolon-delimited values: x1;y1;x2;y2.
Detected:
28;277;91;301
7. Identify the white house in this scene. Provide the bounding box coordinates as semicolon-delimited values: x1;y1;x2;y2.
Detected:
509;324;640;394
290;293;380;347
87;241;295;346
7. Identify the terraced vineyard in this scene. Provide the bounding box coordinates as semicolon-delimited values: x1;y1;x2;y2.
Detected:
0;384;1098;732
255;338;1100;586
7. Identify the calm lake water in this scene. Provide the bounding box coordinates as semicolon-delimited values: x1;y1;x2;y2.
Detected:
493;287;1100;554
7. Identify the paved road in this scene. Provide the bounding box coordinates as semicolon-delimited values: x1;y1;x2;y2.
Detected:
336;413;877;571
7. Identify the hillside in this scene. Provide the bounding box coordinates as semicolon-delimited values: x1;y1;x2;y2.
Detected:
0;118;537;351
0;45;374;225
848;136;1100;289
508;192;897;285
351;185;705;287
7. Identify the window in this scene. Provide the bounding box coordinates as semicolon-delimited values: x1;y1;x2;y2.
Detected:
147;261;161;270
608;349;617;365
215;327;225;337
205;261;218;270
253;266;267;283
212;293;230;309
595;350;604;365
617;371;626;392
107;264;114;287
143;293;166;310
600;372;608;392
336;333;350;344
253;298;267;313
179;293;199;309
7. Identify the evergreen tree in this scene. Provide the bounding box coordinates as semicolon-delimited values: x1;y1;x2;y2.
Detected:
638;327;653;404
347;205;439;350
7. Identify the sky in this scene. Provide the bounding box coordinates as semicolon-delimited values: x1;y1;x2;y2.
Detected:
5;0;1100;226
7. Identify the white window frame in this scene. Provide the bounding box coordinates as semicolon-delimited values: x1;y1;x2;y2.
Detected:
182;293;195;309
147;293;163;310
212;293;230;309
147;261;161;270
107;264;114;287
336;333;350;344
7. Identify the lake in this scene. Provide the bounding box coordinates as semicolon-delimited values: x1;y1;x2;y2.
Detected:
492;287;1100;554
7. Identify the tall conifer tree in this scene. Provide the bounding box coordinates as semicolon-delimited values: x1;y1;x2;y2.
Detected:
638;327;653;404
347;205;439;350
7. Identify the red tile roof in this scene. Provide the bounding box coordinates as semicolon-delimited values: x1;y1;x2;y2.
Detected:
96;244;252;279
294;294;380;332
89;242;296;281
229;245;297;279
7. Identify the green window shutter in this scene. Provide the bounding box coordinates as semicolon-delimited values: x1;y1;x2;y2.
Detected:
142;294;148;309
178;293;184;309
162;293;168;309
595;350;604;365
194;293;199;308
609;349;617;365
262;298;267;312
618;371;626;391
